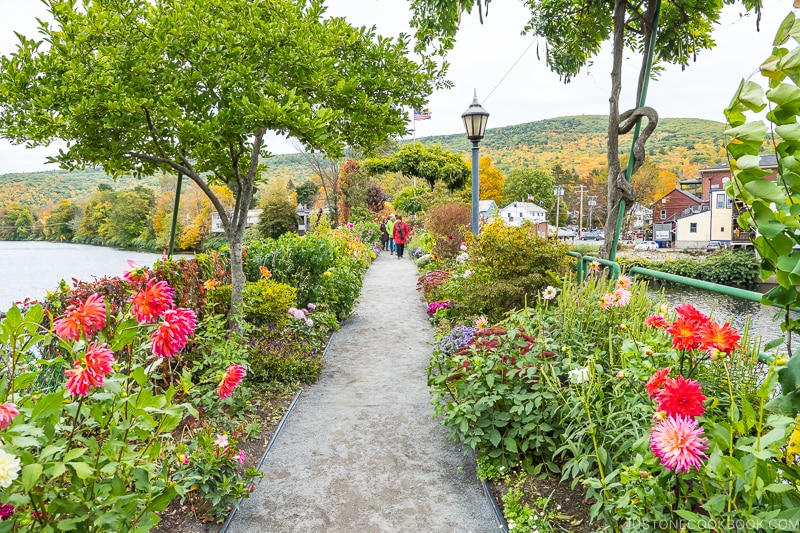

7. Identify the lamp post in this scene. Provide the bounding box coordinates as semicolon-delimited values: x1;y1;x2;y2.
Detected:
553;185;565;236
462;90;489;235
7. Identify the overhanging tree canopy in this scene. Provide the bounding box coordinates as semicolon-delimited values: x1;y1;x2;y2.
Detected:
0;0;438;317
409;0;762;258
362;143;470;191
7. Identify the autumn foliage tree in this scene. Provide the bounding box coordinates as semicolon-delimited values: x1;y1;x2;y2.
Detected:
0;0;438;320
474;155;504;204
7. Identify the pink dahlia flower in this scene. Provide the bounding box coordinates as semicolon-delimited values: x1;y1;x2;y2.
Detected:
645;314;669;329
0;403;19;430
122;260;148;283
650;415;708;474
131;280;175;324
54;293;107;341
219;364;246;399
64;342;115;396
150;307;196;358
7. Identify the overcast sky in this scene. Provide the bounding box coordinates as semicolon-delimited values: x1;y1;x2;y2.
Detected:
0;0;793;174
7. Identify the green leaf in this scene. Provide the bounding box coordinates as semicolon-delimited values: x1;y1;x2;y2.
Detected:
504;437;518;453
30;391;65;422
765;482;793;493
67;461;94;480
488;428;501;447
743;179;787;205
778;354;800;393
13;372;37;392
63;448;87;462
20;463;42;491
144;486;178;514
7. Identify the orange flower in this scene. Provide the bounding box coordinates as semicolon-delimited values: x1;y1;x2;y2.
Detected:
219;364;246;399
700;321;741;355
131;280;175;323
645;367;671;399
665;316;703;351
203;279;218;291
53;294;107;341
259;266;272;279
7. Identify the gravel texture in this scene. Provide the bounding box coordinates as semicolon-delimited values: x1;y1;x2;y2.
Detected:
226;252;500;533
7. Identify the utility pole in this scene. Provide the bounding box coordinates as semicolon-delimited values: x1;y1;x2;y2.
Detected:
588;196;597;233
576;185;587;238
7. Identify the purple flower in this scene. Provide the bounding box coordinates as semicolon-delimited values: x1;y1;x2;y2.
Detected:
426;300;451;316
307;303;316;311
437;326;476;355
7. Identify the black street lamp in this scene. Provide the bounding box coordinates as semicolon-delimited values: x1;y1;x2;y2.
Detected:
461;90;489;235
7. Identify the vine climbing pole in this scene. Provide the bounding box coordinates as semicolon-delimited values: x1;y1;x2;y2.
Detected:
606;0;661;262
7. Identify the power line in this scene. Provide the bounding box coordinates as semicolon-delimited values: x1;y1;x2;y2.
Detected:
484;36;538;104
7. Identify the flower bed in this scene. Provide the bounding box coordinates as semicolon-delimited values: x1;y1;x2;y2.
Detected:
418;227;800;531
0;223;374;531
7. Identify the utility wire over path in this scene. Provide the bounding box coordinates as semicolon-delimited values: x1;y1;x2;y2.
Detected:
227;252;498;532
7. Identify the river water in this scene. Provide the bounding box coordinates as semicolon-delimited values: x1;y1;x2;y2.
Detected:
0;241;793;355
0;241;187;311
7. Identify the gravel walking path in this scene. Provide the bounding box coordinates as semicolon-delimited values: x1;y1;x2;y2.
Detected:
226;252;499;533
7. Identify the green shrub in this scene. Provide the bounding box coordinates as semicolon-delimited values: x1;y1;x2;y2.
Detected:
620;249;759;287
242;278;297;326
441;220;571;321
244;327;325;384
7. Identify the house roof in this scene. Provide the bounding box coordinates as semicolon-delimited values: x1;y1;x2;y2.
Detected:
701;153;778;171
499;201;547;212
650;188;702;210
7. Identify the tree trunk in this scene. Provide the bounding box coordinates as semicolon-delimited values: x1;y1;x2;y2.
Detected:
226;226;245;323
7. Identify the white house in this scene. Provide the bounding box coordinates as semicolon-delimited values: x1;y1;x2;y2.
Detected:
498;201;548;227
211;209;263;233
674;190;733;248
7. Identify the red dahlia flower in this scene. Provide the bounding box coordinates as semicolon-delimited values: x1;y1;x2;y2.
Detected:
656;375;706;418
219;364;247;399
674;303;710;326
53;294;107;341
150;308;196;358
700;321;741;355
666;316;703;351
645;367;671;399
131;280;175;324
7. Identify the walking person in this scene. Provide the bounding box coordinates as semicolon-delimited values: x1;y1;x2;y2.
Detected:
386;214;397;255
380;218;390;251
393;215;410;259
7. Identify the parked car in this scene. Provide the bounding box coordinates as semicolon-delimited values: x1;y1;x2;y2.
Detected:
705;241;726;253
583;232;604;241
634;241;659;251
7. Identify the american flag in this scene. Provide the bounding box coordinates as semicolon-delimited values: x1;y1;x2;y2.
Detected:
413;109;432;121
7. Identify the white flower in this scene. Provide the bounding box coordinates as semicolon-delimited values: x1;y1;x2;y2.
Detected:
0;449;21;488
463;269;473;278
568;366;590;384
456;252;469;263
460;243;468;251
541;286;558;300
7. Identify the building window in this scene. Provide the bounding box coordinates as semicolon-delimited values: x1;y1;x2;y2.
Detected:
690;223;697;233
721;226;725;232
660;209;667;220
716;194;725;209
711;183;720;190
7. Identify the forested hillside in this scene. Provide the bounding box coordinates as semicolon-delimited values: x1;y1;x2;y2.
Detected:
417;115;726;178
0;115;725;213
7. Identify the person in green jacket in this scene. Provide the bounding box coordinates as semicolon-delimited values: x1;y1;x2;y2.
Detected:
386;214;397;255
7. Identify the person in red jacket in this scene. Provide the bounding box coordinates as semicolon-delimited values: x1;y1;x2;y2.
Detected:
392;215;410;259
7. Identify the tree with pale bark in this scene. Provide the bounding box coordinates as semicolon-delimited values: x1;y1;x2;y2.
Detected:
0;0;437;319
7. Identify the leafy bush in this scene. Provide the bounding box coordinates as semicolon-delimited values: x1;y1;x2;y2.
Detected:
619;249;759;287
424;202;471;259
244;327;324;384
242;279;297;326
440;220;571;321
172;428;262;520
